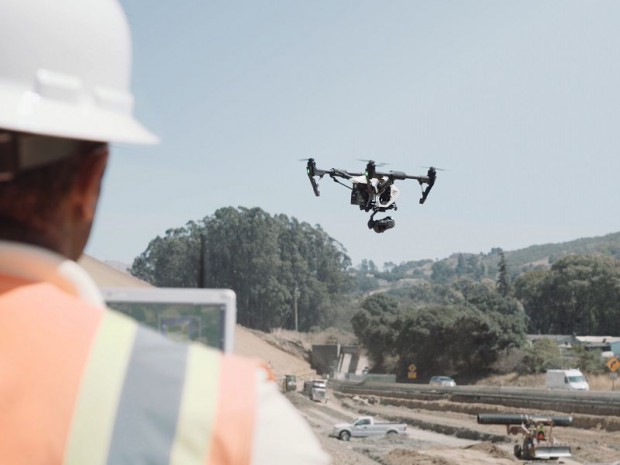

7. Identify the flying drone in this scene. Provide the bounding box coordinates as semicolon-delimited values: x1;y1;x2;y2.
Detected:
305;158;437;233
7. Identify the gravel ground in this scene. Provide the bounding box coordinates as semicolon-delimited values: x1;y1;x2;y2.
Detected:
287;389;620;465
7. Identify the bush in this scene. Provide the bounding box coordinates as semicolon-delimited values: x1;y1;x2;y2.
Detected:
570;346;607;374
517;339;563;374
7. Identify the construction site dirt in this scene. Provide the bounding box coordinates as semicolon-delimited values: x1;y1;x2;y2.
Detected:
232;326;618;465
288;389;620;465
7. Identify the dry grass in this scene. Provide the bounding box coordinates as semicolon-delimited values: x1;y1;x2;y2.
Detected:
474;371;618;391
269;327;357;351
587;373;619;392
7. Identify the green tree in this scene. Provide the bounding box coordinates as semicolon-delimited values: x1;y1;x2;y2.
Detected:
351;294;402;372
518;339;563;374
431;260;454;283
514;255;620;335
514;269;549;333
131;207;352;332
395;305;458;378
496;250;511;297
390;279;526;379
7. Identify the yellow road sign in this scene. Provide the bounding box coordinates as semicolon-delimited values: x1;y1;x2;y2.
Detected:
606;356;620;373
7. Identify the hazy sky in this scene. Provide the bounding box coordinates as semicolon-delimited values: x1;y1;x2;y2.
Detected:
86;1;620;268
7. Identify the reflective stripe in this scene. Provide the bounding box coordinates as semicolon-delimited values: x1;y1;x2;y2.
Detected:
1;283;260;465
63;310;259;465
170;344;221;465
108;325;189;464
63;311;137;465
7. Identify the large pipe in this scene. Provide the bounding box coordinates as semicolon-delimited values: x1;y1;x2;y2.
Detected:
477;413;573;427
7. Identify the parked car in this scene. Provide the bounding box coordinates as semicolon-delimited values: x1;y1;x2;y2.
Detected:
429;376;456;387
329;416;407;441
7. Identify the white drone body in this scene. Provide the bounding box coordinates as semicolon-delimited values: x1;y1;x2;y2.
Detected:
351;175;400;209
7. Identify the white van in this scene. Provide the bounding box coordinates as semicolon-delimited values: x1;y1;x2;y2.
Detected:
546;369;589;391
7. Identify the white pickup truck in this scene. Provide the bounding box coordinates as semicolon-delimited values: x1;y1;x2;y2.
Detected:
329;416;407;441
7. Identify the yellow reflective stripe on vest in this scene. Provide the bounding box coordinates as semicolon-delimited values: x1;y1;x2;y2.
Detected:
63;311;137;465
170;344;220;465
64;310;256;465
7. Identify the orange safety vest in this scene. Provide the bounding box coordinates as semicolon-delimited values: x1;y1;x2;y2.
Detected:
0;279;258;465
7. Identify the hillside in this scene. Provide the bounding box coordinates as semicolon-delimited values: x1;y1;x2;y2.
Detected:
505;231;620;269
234;326;316;379
366;231;620;283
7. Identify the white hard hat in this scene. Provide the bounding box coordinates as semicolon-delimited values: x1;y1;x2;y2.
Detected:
0;0;158;145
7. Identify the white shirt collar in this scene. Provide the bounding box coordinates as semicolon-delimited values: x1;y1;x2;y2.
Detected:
0;240;105;308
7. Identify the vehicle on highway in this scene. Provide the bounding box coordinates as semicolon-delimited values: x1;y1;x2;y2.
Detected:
429;376;456;387
329;416;407;441
546;369;589;391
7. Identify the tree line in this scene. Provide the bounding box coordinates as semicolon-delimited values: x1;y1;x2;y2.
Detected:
130;207;353;331
514;254;620;335
351;278;528;380
130;208;620;378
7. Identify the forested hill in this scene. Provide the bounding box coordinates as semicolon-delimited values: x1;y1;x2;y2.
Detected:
362;231;620;283
504;231;620;269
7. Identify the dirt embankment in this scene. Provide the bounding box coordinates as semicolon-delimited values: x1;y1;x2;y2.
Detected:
329;392;620;465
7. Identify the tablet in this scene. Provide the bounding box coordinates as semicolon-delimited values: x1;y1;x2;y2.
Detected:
102;287;236;353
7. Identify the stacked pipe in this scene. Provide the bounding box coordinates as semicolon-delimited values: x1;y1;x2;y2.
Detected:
477;413;573;427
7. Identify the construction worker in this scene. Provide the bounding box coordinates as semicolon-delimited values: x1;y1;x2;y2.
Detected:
0;1;330;464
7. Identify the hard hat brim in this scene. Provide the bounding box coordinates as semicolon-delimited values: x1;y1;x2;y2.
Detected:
0;86;159;145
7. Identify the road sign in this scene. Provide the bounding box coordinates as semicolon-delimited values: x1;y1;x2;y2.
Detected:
606;356;620;373
407;363;417;379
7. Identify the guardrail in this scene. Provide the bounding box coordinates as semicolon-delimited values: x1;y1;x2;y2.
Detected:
331;380;620;417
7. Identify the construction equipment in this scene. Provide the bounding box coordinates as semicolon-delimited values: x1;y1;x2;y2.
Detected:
303;379;327;402
283;374;297;392
477;413;573;460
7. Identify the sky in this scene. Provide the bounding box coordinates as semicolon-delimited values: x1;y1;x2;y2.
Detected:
86;0;620;269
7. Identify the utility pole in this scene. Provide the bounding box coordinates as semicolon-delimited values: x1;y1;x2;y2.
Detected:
293;283;300;332
198;233;206;288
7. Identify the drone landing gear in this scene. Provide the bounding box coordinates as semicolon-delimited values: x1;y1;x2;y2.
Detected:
367;211;395;234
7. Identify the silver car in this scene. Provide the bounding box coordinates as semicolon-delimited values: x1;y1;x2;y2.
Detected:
429;376;456;387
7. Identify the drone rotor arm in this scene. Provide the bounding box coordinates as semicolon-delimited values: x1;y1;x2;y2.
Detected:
307;172;321;196
305;158;324;196
378;168;437;204
330;175;353;191
419;168;437;204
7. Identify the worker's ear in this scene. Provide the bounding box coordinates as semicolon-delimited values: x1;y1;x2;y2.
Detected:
73;145;109;222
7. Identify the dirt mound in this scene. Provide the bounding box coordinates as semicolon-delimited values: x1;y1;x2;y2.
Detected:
233;326;316;380
382;449;454;465
464;442;514;460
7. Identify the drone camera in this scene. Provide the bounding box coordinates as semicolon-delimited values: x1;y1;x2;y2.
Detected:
368;216;395;233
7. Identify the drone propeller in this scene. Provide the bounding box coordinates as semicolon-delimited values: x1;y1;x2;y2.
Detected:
421;166;446;171
357;159;388;167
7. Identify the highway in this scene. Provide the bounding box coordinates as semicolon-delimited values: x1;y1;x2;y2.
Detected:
332;381;620;417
